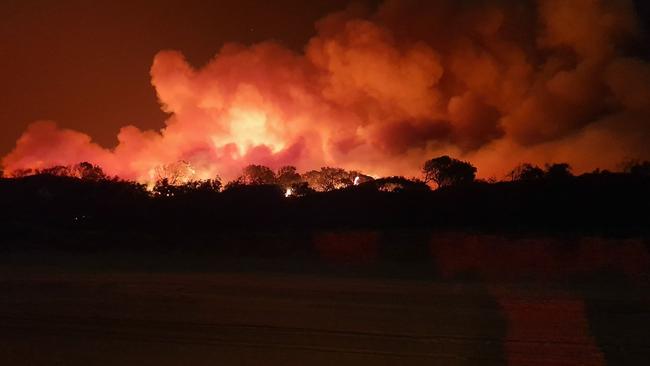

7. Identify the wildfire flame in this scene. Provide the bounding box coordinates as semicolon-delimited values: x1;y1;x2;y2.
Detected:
2;0;650;181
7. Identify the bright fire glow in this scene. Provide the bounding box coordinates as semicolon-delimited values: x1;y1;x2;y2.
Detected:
228;108;284;154
2;1;650;181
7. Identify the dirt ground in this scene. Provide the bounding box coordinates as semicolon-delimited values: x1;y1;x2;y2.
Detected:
1;233;649;365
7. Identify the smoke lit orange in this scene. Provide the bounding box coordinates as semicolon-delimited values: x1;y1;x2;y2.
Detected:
3;0;649;183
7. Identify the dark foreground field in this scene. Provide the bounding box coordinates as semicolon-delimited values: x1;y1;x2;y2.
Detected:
1;232;649;365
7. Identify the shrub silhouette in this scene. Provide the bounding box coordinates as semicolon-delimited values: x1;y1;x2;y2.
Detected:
545;163;573;181
508;163;545;181
627;161;650;177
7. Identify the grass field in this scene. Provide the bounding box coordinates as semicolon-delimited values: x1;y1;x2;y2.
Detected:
1;232;649;365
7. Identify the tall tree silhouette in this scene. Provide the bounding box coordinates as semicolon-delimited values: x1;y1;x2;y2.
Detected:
241;165;276;185
276;166;302;188
72;162;107;181
508;163;545;181
423;155;477;187
303;167;353;192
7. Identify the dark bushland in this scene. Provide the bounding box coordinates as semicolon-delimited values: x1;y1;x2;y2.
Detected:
1;169;649;247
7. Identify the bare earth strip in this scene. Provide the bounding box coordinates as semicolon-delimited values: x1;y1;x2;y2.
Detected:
1;271;649;365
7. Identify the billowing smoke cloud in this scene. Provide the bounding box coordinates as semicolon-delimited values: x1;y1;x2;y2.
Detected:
3;0;650;181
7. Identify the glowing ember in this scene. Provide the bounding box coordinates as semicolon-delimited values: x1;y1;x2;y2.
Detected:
285;187;293;198
353;176;360;186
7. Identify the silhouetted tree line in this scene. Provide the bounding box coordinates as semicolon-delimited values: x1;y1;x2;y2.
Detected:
1;157;650;243
220;164;373;194
8;162;108;181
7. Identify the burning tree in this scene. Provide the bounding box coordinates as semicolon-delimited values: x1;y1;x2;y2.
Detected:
9;169;34;178
302;167;345;192
276;165;305;197
301;167;371;192
71;162;107;181
348;171;374;185
276;166;302;187
40;165;71;177
423;155;476;187
372;176;430;193
153;178;222;198
19;162;108;181
153;160;197;185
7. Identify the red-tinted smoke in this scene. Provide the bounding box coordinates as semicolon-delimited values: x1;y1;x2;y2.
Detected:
3;0;649;182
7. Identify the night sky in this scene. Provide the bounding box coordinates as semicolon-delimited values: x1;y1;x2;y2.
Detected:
0;0;363;156
1;0;649;180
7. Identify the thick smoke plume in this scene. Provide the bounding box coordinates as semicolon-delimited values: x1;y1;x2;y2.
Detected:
3;0;650;182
